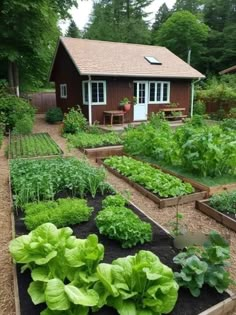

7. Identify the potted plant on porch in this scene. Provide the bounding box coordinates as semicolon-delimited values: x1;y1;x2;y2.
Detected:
120;97;131;112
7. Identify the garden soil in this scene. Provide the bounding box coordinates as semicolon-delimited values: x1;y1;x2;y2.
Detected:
1;114;236;315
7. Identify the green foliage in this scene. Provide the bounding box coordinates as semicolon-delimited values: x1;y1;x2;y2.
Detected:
8;133;62;159
123;114;178;165
104;156;194;197
66;131;123;149
10;157;107;208
153;11;208;68
63;106;87;134
174;231;232;297
46;108;64;124
209;190;236;214
96;250;179;314
193;100;206;115
0;125;4;148
9;223;103;314
66;20;81;38
96;195;152;248
101;194;126;208
24;198;93;230
13;115;33;135
175;124;236;177
221;118;236;131
0;91;35;131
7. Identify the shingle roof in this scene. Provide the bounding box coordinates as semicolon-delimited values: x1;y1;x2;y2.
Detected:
60;37;205;79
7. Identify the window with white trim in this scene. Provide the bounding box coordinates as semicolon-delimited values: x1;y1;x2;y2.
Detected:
149;81;170;103
60;84;67;98
82;81;106;105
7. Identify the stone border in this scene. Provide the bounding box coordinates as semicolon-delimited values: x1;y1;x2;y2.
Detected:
81;145;123;158
196;200;236;233
97;158;207;208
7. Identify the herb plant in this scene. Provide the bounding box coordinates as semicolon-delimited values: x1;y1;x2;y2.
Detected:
104;156;194;198
63;106;87;134
8;133;62;158
173;231;233;297
24;198;93;230
96;195;152;248
209;190;236;214
95;250;179;314
9;223;103;314
66;131;123;149
10;157;107;208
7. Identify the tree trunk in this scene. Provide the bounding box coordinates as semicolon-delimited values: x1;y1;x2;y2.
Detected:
8;61;14;92
13;62;20;97
8;60;20;96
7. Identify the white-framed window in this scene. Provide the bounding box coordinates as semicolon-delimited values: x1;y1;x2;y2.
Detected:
149;81;170;104
60;84;67;98
82;81;106;105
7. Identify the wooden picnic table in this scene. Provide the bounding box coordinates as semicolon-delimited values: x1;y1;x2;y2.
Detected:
103;110;125;126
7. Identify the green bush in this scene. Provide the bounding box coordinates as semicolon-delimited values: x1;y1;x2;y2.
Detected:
209;190;236;214
0;125;4;148
24;198;93;230
13;115;33;135
221;118;236;131
96;195;152;248
46;107;64;124
193;100;206;115
0;89;35;131
63;106;87;134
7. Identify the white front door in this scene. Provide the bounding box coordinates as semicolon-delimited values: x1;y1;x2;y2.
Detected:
133;81;148;121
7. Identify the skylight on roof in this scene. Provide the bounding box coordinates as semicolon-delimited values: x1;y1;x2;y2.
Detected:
144;56;162;65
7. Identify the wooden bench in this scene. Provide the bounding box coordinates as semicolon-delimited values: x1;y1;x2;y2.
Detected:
160;107;187;121
103;110;125;126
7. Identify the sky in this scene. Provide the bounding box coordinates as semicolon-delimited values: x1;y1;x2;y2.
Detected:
60;0;176;34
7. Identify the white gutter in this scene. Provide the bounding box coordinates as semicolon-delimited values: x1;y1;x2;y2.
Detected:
88;75;92;125
190;78;201;117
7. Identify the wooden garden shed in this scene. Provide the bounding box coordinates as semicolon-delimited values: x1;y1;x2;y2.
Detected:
49;37;204;124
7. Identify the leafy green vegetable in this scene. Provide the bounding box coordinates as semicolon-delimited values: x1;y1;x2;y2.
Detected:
173;231;233;296
24;198;93;230
95;250;179;315
96;195;152;248
8;133;62;159
10;157;107;208
209;190;236;214
104;156;194;198
9;224;104;314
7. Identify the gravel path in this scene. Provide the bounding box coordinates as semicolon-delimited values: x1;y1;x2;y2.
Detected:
1;114;235;315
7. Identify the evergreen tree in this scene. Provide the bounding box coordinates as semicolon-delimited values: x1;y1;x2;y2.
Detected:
84;0;151;44
152;3;170;32
173;0;205;14
66;20;81;38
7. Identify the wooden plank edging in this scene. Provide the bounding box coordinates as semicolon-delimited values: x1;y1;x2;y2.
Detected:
196;200;236;233
81;145;123;158
97;158;207;208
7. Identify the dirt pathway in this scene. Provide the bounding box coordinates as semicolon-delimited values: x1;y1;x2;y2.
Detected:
0;138;15;315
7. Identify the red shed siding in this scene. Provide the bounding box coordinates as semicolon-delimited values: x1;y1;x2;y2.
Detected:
50;44;192;123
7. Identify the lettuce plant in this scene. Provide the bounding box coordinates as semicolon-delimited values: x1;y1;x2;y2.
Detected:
9;223;104;314
95;250;179;315
173;231;233;297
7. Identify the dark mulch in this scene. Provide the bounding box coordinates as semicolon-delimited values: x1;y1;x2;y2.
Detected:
14;193;229;315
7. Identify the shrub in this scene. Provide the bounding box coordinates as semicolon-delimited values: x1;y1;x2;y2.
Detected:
13;115;34;135
0;125;4;148
24;198;93;230
63;106;87;134
209;190;236;214
46;107;64;124
193;100;206;115
221;118;236;131
0;90;35;131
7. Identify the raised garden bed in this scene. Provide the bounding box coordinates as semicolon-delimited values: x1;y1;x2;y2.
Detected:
82;145;124;158
97;157;207;208
134;158;236;197
8;133;63;159
196;200;236;232
12;193;236;315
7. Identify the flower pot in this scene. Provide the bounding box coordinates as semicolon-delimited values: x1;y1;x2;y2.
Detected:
123;103;131;112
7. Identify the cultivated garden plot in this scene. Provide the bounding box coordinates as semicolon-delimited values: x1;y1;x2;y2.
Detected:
196;191;236;232
8;156;236;315
99;155;206;208
8;133;63;159
123;114;236;196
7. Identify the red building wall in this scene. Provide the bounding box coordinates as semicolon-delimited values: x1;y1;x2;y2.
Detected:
50;44;192;124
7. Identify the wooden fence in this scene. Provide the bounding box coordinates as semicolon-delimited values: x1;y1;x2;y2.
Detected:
26;92;56;113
